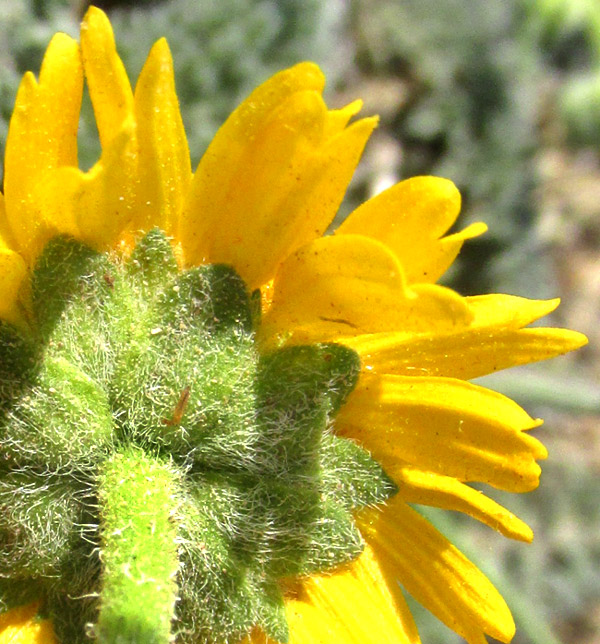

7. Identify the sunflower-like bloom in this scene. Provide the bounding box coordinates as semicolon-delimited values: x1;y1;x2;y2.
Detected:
0;7;587;644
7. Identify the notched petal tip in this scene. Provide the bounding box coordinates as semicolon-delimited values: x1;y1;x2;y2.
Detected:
393;464;535;542
338;374;548;494
337;174;467;284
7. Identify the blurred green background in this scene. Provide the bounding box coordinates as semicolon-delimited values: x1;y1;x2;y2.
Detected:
0;1;598;643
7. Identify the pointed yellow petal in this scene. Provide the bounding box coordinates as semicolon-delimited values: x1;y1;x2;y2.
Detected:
81;6;134;148
134;39;191;235
337;176;484;283
0;194;27;325
393;462;533;541
337;374;546;492
346;327;588;379
359;498;515;644
423;221;487;283
180;63;374;288
467;294;561;328
0;604;57;644
258;234;471;349
4;33;82;261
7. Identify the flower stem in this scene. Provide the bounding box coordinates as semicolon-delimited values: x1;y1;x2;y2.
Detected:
97;448;180;644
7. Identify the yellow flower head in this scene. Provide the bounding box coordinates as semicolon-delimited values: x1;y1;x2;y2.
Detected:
0;7;587;644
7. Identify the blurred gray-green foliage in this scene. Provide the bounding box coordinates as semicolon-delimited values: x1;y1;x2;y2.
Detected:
524;0;600;145
413;454;600;644
351;0;556;300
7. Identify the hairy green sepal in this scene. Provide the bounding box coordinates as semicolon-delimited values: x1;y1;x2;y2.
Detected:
0;230;397;644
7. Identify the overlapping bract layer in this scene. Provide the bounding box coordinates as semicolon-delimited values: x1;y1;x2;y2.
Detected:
0;230;394;643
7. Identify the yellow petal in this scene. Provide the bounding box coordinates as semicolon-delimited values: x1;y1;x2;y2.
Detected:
346;327;588;379
35;118;138;253
134;38;191;235
467;293;561;328
81;6;134;148
0;193;18;252
336;373;546;492
242;545;420;644
75;118;139;250
258;234;472;349
0;247;27;326
4;33;83;262
0;194;28;326
337;176;485;283
0;604;57;644
393;462;533;541
324;99;363;137
180;62;325;268
288;544;420;644
28;168;82;238
359;498;515;644
423;221;487;283
180;63;375;288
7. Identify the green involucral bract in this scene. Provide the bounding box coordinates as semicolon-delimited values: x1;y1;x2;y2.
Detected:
0;229;397;644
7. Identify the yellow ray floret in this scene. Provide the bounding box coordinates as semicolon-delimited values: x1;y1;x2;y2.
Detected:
133;38;191;236
0;194;27;325
258;234;472;348
287;544;421;644
337;176;487;283
4;33;83;263
345;326;588;379
359;498;515;644
337;374;546;492
244;545;421;644
80;6;134;148
54;119;138;253
467;293;562;327
392;463;533;541
180;63;377;288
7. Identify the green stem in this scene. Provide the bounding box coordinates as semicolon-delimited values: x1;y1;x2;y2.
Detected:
97;448;180;644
